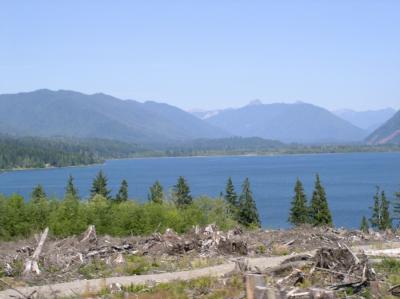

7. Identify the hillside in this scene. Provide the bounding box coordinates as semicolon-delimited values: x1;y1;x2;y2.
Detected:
333;108;396;132
205;101;367;143
0;90;227;144
0;135;147;170
366;110;400;145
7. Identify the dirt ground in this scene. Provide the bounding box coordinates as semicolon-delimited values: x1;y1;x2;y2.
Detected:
1;224;398;289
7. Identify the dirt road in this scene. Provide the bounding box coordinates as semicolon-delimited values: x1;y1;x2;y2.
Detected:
0;255;291;298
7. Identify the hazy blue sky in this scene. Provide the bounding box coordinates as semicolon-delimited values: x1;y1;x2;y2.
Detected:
1;1;399;110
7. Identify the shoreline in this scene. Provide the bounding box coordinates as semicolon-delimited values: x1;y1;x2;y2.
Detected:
1;148;400;173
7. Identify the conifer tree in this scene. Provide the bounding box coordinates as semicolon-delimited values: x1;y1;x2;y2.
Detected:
115;179;128;202
148;180;164;204
90;170;111;200
309;174;333;226
380;190;392;230
238;178;261;228
288;178;309;226
360;216;369;233
173;176;192;208
65;175;79;199
31;184;47;203
393;188;400;228
225;177;238;207
29;186;49;231
369;187;381;229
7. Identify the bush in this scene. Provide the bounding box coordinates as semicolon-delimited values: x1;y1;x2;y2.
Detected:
0;194;237;240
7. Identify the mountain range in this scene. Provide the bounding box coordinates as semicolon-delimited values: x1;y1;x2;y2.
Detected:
0;89;227;144
201;101;367;143
0;89;398;145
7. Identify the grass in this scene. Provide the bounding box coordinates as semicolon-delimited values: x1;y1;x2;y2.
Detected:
76;254;226;280
271;243;289;256
91;275;244;299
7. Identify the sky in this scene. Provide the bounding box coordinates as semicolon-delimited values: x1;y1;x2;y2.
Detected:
1;1;399;111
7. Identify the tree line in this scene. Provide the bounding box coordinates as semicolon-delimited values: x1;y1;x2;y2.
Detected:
287;174;333;227
0;135;146;170
1;170;399;241
359;186;400;232
287;175;400;230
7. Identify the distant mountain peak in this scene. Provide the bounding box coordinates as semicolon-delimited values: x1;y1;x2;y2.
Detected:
205;101;367;143
247;99;263;106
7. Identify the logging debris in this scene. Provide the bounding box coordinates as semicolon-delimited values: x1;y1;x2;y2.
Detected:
242;245;379;298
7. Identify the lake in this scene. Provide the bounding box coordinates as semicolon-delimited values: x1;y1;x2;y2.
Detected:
1;152;400;228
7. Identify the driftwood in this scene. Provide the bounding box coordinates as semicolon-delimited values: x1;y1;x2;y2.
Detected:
389;284;400;297
23;227;48;275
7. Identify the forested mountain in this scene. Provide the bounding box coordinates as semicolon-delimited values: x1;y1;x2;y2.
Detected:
160;137;284;156
0;90;227;143
204;101;366;143
0;135;143;170
333;108;396;132
366;110;400;145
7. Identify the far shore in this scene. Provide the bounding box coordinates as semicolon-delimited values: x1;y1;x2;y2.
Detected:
2;148;400;173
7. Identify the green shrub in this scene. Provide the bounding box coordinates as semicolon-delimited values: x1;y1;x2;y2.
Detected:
0;194;237;240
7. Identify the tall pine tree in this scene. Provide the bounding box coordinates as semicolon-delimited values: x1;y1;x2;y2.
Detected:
360;216;369;233
225;177;238;207
380;190;392;230
173;176;192;208
90;170;112;200
309;174;333;227
148;180;164;204
115;179;128;202
393;188;400;228
31;184;47;203
370;187;381;229
369;187;392;230
224;177;239;218
65;175;79;199
288;178;309;226
238;178;261;228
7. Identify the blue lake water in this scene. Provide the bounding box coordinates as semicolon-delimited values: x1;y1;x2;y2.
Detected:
1;152;400;229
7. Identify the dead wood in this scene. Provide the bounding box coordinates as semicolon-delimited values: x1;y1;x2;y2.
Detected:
23;227;48;275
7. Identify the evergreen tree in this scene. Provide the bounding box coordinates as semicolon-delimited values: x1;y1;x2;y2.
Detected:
360;216;369;233
65;175;79;199
115;179;128;202
380;190;392;230
238;178;261;228
224;177;238;207
90;170;111;200
31;184;47;203
369;186;381;229
393;188;400;228
288;178;309;226
173;176;192;208
309;174;333;227
148;181;164;204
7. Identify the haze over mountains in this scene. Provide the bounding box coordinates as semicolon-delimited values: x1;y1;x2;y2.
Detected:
333;108;396;132
195;101;366;143
0;90;227;144
0;89;398;145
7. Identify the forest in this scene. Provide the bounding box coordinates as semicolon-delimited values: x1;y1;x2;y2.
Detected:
0;135;143;170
